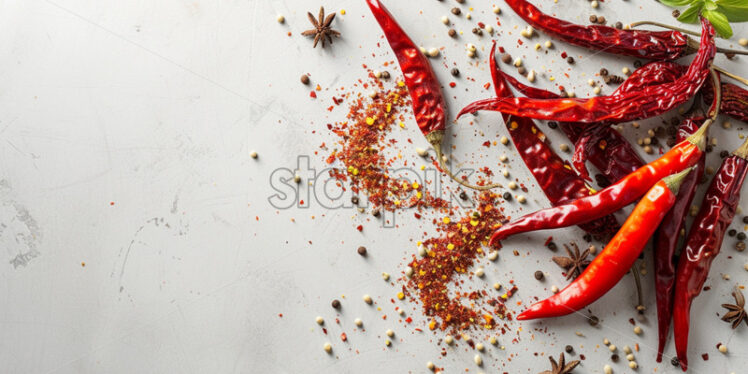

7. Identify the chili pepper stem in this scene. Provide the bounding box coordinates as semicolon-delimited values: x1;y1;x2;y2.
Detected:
708;69;722;119
733;137;748;159
428;131;503;191
685;118;713;151
629;21;748;56
713;66;748;86
663;167;694;195
631;264;644;312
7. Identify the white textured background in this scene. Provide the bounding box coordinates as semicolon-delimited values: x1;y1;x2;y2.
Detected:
1;0;747;373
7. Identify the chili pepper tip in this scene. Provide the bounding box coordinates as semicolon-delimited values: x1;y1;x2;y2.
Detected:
662;167;694;195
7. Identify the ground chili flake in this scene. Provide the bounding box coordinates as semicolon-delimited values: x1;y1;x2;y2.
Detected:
405;192;515;333
325;71;449;213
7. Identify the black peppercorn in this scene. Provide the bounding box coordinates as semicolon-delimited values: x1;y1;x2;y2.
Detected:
548;121;559;129
671;356;680;367
728;229;737;237
720;150;730;158
357;246;367;256
534;271;544;280
588;315;599;326
742;216;748;224
612;354;620;362
381;71;390;79
451;68;460;77
567;56;575;64
589;15;597;23
503;192;512;201
547;242;557;251
565;345;573;353
737;232;746;241
459;191;468;200
352;196;360;205
448;29;457;38
451;7;461;15
301;74;310;85
332;299;341;309
600;68;609;76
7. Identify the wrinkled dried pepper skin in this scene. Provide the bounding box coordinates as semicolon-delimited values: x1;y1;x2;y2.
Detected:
489;44;617;235
498;71;644;183
615;61;686;94
703;81;748;123
489;140;704;246
673;153;748;371
652;117;705;362
366;0;446;137
459;18;715;124
504;0;690;60
517;178;679;320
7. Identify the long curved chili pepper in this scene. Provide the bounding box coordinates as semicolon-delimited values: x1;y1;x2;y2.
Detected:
497;71;644;183
652;116;705;362
365;0;499;190
504;0;695;60
458;18;716;124
489;43;617;235
672;140;748;371
517;169;693;320
489;122;710;247
703;81;748;123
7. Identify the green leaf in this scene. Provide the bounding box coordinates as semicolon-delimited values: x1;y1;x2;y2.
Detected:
703;9;734;38
704;0;719;11
659;0;695;6
716;0;748;22
678;3;705;23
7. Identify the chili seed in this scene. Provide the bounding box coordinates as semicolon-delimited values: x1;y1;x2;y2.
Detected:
324;342;332;353
588;315;600;326
316;316;324;325
363;294;372;304
250;150;258;159
728;229;737;237
604;364;613;374
332;299;341;309
736;242;746;252
566;56;575;64
633;326;642;335
276;15;285;23
357;246;367;256
517;195;527;204
502;192;512;201
565;345;574;353
448;28;457;38
672;9;681;18
534;271;544;280
427;361;435;371
740;38;748;47
493;6;501;14
301;74;310;85
451;7;461;15
501;53;512;64
738;232;746;240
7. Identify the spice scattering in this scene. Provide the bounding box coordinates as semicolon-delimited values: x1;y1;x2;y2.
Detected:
404;191;517;333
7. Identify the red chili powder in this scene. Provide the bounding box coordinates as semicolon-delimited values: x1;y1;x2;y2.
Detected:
404;191;517;333
325;72;449;212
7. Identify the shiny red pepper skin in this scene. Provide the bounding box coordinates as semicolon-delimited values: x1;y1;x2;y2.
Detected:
672;145;748;371
504;0;691;60
489;44;617;235
703;81;748;123
497;71;644;183
489;137;705;246
459;19;715;124
652;117;705;362
517;173;685;320
365;0;446;138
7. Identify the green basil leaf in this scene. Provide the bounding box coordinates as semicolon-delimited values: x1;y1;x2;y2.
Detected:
703;9;733;38
715;0;748;9
659;0;695;6
678;3;705;23
718;5;748;22
704;0;719;11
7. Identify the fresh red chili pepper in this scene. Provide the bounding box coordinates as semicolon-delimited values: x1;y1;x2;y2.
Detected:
458;18;716;124
517;169;693;320
497;71;644;183
366;0;498;190
504;0;695;60
703;80;748;123
489;122;710;246
672;140;748;371
652;116;705;362
489;43;617;235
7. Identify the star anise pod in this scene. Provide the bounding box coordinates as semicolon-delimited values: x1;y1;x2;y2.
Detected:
721;286;747;329
301;7;340;48
552;243;591;280
539;352;580;374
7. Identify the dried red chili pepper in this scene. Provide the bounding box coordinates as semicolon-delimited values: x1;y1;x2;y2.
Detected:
459;18;716;124
672;139;748;371
517;169;693;320
652;116;705;362
703;81;748;123
504;0;748;60
489;121;710;246
489;43;617;235
366;0;498;190
498;71;644;183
